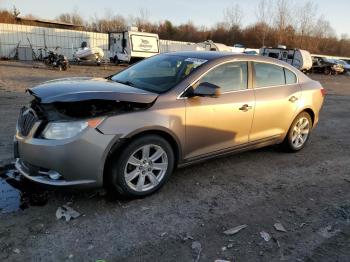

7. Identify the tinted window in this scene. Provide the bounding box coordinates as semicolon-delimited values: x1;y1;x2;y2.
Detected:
254;62;285;88
111;54;208;94
197;62;248;92
284;68;297;84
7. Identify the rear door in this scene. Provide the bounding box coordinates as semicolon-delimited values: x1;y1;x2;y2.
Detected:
249;62;301;141
184;61;255;159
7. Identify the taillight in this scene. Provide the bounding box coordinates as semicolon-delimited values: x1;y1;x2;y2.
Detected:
320;88;326;97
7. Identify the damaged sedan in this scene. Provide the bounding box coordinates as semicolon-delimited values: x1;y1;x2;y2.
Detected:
14;52;325;197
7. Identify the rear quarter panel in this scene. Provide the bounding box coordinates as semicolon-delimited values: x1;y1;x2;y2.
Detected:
298;78;325;127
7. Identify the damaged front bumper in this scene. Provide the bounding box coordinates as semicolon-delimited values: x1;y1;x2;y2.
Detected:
15;127;118;188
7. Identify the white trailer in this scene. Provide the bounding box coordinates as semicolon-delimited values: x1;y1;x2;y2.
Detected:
108;27;160;64
260;46;313;72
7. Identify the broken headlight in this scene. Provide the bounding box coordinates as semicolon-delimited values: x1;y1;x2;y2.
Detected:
42;121;88;140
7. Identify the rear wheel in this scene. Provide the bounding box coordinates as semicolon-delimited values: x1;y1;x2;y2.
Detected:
108;135;175;198
281;112;312;152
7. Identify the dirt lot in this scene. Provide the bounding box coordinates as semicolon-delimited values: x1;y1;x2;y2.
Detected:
0;61;350;262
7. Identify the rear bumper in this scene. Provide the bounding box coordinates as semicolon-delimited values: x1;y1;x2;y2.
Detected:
15;127;118;188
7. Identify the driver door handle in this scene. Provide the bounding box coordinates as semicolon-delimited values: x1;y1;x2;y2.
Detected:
239;104;252;112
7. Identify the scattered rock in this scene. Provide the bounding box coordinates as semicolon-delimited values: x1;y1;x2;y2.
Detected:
227;243;234;249
274;223;287;232
223;224;248;236
87;245;94;250
160;232;167;237
260;231;271;242
300;223;306;228
215;260;231;262
141;206;150;211
13;248;20;254
56;205;81;222
318;225;340;239
68;254;74;259
221;246;227;252
191;241;202;262
181;233;194;241
344;178;350;183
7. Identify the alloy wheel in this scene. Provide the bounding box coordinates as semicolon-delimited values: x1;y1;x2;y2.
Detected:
291;117;310;148
124;144;168;192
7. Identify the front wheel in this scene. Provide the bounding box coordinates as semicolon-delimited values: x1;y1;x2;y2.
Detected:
281;112;312;152
108;135;175;198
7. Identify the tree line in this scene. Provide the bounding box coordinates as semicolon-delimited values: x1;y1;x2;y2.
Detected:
1;0;349;57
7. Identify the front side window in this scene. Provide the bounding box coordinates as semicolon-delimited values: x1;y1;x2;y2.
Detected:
254;62;285;88
196;61;248;93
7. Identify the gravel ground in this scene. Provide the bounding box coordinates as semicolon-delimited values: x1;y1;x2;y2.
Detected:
0;61;350;262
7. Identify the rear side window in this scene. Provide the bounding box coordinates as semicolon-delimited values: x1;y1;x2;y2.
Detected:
284;68;297;84
198;61;248;92
254;62;285;88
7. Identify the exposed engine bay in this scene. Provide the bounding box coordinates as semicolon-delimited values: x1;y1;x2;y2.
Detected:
30;98;154;121
25;77;159;121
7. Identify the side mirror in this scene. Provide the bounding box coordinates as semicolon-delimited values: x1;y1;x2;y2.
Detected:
187;82;221;98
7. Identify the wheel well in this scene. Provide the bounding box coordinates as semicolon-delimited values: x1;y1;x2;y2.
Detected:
302;108;315;125
103;130;181;186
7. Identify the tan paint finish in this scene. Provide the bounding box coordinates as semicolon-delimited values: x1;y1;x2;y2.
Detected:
184;89;255;158
99;54;324;165
250;84;301;141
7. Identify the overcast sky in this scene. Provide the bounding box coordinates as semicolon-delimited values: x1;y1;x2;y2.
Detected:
1;0;349;36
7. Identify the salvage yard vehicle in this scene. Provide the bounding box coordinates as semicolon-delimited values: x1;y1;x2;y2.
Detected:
336;59;350;74
14;52;325;198
312;56;344;75
197;40;232;52
108;27;160;64
260;46;313;73
43;47;69;71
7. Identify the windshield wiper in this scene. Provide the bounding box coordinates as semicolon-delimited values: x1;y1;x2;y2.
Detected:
114;79;135;87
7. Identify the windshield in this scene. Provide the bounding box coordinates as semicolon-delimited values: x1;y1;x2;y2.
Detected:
111;54;208;94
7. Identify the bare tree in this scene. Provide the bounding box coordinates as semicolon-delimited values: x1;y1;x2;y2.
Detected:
295;1;317;48
223;3;243;29
311;15;336;52
274;0;291;45
135;8;151;31
255;0;272;46
12;5;20;18
57;9;84;26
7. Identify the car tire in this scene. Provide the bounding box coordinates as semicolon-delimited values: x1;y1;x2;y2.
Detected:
108;135;175;198
281;112;312;152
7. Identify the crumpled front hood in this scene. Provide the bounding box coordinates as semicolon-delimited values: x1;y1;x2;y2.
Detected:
28;77;158;104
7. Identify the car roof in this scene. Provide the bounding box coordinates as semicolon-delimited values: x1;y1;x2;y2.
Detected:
164;51;287;64
166;51;244;60
164;51;299;70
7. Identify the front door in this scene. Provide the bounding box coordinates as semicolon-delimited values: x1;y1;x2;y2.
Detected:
184;61;255;159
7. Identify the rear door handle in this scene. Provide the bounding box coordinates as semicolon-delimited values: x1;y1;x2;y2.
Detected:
289;96;298;103
239;104;252;112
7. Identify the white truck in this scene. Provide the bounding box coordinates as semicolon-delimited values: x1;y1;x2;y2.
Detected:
260;46;313;73
109;27;160;64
